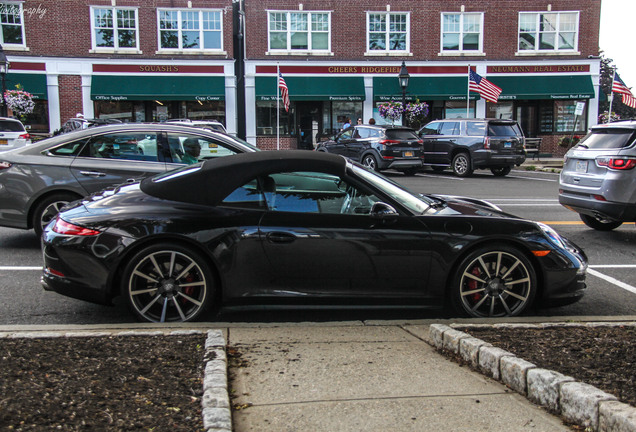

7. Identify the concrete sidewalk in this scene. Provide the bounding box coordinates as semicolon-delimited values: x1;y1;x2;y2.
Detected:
228;324;572;432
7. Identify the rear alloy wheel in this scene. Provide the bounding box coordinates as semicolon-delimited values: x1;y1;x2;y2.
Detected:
32;192;80;238
490;166;512;177
451;245;536;318
122;243;214;323
580;214;623;231
361;154;378;171
452;152;473;177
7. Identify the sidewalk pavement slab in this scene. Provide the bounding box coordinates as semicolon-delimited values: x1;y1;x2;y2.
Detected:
228;325;572;432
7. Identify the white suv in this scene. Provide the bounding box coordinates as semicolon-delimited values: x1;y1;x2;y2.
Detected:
0;117;31;152
559;120;636;230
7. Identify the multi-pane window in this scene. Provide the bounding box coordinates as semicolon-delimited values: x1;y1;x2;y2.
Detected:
518;12;578;52
158;9;223;51
91;7;138;50
0;2;25;46
268;11;330;52
367;12;408;52
441;12;483;52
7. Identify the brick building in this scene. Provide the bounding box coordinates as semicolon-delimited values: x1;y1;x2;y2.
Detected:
4;0;602;156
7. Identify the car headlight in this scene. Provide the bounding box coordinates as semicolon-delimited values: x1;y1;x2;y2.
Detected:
537;222;567;249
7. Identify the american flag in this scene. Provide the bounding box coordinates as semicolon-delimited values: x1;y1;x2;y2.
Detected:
278;72;290;112
612;72;636;108
469;70;502;103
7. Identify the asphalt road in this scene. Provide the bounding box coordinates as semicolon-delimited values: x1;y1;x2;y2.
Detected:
0;167;634;325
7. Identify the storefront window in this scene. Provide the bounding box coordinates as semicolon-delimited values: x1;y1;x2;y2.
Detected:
486;101;513;119
331;101;362;131
256;101;294;135
21;100;49;133
445;101;475;119
94;100;135;122
554;100;587;133
184;101;225;124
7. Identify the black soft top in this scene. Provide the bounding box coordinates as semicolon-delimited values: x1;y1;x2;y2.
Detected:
140;150;347;206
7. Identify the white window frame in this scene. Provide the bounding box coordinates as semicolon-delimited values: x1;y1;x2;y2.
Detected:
439;12;484;55
90;6;140;53
0;2;26;49
157;8;225;54
517;11;580;55
365;11;410;55
266;10;331;55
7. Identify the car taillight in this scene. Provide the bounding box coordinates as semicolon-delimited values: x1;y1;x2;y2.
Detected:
19;133;30;140
53;217;101;236
484;137;490;149
596;157;636;170
0;161;12;170
379;139;400;145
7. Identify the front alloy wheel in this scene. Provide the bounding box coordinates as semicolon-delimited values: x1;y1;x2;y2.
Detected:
122;244;214;322
451;246;536;317
361;154;379;171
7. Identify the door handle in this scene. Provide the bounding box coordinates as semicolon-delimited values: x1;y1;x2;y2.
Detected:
79;171;106;177
266;232;296;244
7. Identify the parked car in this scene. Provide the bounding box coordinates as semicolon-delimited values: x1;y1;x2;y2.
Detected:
0;123;257;237
165;119;227;134
42;150;587;323
418;118;526;177
0;117;31;152
315;125;424;175
559;120;636;230
57;117;123;135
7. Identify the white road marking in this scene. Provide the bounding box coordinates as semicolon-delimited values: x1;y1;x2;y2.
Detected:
506;175;557;182
0;266;42;270
588;268;636;295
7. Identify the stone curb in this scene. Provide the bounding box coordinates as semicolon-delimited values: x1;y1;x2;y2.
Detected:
429;323;636;432
0;328;231;432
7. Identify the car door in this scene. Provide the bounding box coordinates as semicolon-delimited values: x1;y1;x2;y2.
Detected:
325;128;353;158
419;121;443;164
69;131;168;194
344;126;369;160
257;171;432;300
435;121;461;164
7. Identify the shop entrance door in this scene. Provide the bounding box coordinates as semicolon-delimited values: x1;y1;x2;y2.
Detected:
296;102;322;150
516;103;538;137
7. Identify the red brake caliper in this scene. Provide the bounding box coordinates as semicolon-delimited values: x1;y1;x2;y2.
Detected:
469;266;482;302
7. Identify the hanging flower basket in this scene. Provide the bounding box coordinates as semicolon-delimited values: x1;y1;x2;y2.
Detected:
404;101;429;126
4;85;35;118
377;101;403;124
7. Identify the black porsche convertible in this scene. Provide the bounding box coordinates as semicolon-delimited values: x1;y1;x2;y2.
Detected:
42;150;587;322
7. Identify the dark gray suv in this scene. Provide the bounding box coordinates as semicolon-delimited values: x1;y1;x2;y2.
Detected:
559;120;636;230
418;118;526;177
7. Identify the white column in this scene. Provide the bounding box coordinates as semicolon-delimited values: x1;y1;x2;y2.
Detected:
81;74;94;118
46;74;60;133
363;75;374;122
244;72;256;146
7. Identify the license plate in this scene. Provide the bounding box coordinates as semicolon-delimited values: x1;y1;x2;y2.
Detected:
403;151;414;157
504;142;512;148
575;160;588;173
0;139;7;145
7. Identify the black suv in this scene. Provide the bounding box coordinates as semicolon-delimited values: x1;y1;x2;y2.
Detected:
316;125;424;175
418;119;526;177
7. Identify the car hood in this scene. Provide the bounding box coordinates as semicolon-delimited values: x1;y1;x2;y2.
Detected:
423;193;518;219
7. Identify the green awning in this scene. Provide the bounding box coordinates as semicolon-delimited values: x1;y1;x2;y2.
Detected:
6;73;47;99
374;76;477;101
489;75;595;100
256;76;365;101
91;75;225;101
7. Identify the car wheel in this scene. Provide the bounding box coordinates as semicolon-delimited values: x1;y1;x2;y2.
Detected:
361;154;378;171
490;166;512;176
121;243;215;323
452;153;473;177
32;192;80;238
579;214;623;231
450;244;536;318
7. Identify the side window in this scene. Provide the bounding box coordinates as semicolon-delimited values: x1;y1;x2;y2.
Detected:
87;133;159;161
466;122;487;136
368;129;382;138
419;122;440;136
48;138;91;156
439;122;459;135
221;178;266;210
167;133;238;164
356;127;370;139
339;129;354;140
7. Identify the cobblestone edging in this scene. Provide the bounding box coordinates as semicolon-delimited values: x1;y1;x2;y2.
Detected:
429;323;636;432
0;329;231;432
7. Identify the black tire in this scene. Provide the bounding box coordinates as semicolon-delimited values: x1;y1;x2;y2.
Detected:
452;152;473;177
361;154;379;171
579;214;622;231
490;166;512;177
32;192;80;238
450;244;536;318
121;243;215;323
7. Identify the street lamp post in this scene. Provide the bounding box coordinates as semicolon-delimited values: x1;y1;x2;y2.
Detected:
398;61;410;125
0;45;8;117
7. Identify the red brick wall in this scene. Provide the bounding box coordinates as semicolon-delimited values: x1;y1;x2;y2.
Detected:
17;0;234;60
245;0;601;60
256;137;298;150
58;75;83;123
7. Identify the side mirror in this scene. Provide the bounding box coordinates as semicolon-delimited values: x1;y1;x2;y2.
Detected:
370;202;398;217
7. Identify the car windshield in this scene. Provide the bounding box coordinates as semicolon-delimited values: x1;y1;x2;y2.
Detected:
0;120;25;132
350;163;431;214
578;128;636;149
385;129;419;140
